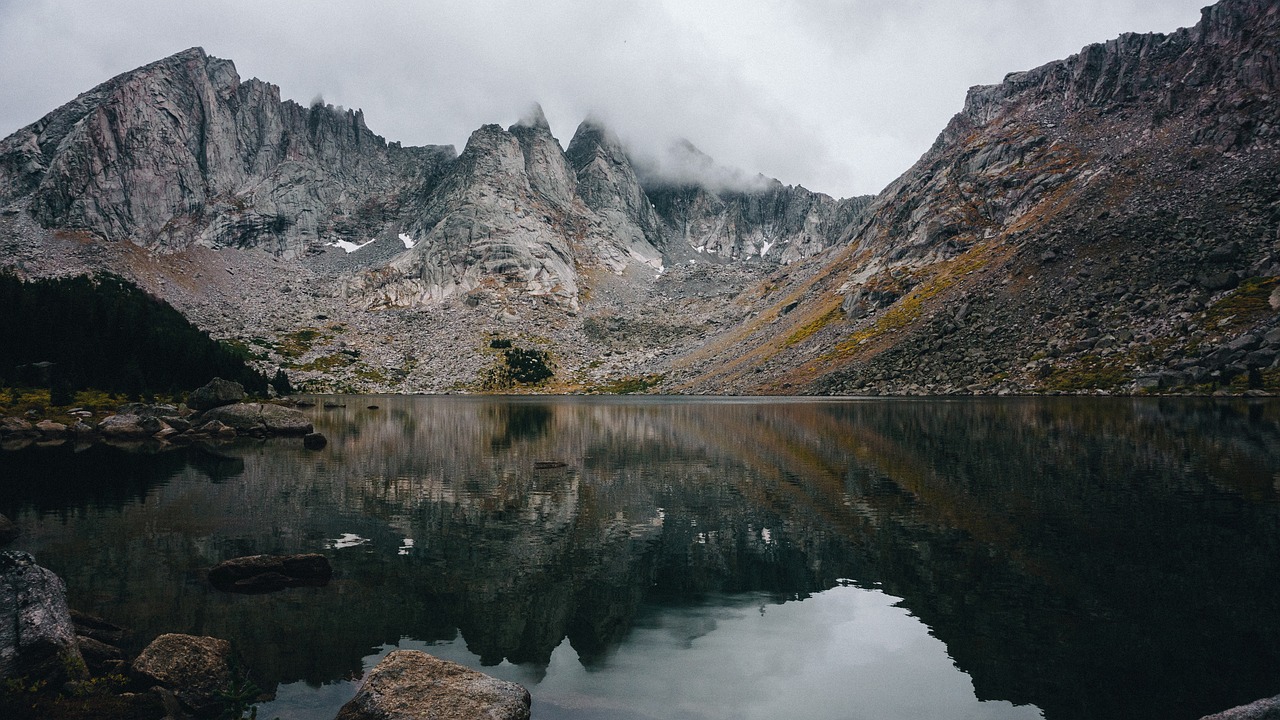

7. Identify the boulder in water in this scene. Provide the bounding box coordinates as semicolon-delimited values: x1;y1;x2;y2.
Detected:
336;650;530;720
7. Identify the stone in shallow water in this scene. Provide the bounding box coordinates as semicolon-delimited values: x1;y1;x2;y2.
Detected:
131;633;234;717
208;554;332;593
200;402;313;435
336;650;530;720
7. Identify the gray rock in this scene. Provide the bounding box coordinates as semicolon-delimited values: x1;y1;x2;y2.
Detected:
34;419;67;437
0;550;86;683
96;414;150;438
0;416;34;436
131;633;234;717
1199;694;1280;719
336;650;530;720
1198;271;1241;292
187;378;246;412
200;403;313;435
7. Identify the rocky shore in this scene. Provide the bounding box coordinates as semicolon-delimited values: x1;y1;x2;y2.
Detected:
0;548;530;720
0;378;322;452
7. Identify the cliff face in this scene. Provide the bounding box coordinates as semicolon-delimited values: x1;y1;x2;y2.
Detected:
672;0;1280;396
0;48;451;258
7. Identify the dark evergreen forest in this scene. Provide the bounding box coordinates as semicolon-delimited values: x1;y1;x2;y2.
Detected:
0;273;272;400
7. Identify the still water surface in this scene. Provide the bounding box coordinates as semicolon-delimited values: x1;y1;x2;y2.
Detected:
3;396;1280;719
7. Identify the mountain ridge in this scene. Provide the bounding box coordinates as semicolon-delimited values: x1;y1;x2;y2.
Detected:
2;0;1278;396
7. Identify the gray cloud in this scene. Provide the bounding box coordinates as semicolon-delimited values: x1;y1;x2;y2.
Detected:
0;0;1208;198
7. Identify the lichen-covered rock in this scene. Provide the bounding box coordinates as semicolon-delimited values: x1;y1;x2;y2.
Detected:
187;378;246;412
336;650;530;720
200;402;313;435
0;551;86;683
131;633;233;717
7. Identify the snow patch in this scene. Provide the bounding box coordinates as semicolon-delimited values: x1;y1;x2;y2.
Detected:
760;241;775;257
331;239;376;253
398;233;416;249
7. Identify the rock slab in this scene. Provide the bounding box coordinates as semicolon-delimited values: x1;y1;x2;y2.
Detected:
1201;694;1280;720
208;553;332;593
0;550;86;683
200;402;313;435
131;633;234;717
336;650;530;720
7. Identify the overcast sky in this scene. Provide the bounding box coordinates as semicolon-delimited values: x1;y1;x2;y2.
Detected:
0;0;1209;198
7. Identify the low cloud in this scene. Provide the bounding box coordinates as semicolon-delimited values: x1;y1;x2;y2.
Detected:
0;0;1208;198
629;139;774;195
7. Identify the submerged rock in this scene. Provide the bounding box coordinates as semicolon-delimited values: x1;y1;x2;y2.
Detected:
304;432;328;449
208;553;332;593
0;550;86;684
131;633;234;717
336;650;531;720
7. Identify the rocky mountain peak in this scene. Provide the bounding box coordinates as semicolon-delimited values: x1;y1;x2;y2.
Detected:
510;103;552;132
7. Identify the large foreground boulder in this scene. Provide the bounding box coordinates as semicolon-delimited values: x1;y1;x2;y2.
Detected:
131;633;234;717
200;403;313;435
0;551;86;683
208;554;332;593
187;378;246;412
336;650;530;720
1201;694;1280;719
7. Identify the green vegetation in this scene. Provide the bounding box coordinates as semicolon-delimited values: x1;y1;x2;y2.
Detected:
0;273;271;398
1204;276;1278;332
594;374;666;394
1040;355;1130;392
478;342;555;391
291;350;358;372
276;328;326;359
784;306;842;348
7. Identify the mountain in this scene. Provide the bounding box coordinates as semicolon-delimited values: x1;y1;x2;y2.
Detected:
0;48;455;258
670;0;1280;395
0;46;867;392
1;0;1277;396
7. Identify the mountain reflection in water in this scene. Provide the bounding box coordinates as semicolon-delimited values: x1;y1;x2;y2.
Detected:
3;397;1279;720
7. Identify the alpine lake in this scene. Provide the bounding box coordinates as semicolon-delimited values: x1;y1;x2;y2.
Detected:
3;395;1279;720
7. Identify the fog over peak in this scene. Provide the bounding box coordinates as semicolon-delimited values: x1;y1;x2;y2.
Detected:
0;0;1207;198
630;138;776;195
